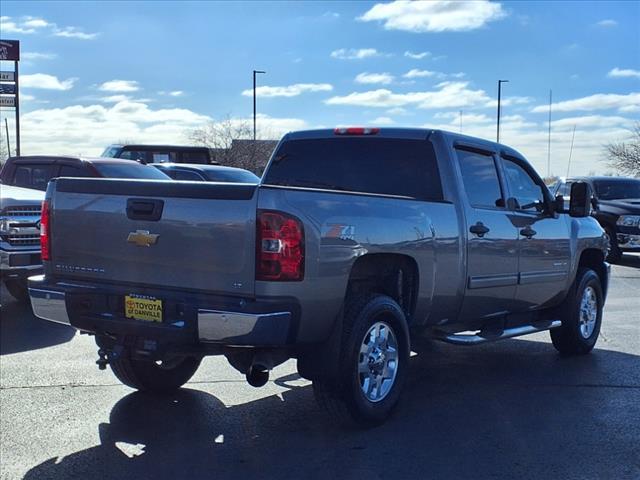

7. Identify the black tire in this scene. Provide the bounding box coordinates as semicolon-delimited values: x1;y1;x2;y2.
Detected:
313;294;410;427
550;268;603;355
4;279;30;303
605;228;622;263
109;352;202;393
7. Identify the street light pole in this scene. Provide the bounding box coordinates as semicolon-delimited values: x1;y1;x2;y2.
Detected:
496;79;509;143
253;70;265;141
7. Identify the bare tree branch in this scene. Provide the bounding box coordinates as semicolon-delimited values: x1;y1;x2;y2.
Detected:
603;122;640;178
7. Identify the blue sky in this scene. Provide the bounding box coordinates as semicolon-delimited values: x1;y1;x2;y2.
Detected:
1;0;638;176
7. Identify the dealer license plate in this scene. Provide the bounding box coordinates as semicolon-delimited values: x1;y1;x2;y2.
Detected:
125;295;163;323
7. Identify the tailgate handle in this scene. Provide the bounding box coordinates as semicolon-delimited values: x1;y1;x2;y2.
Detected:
126;199;164;221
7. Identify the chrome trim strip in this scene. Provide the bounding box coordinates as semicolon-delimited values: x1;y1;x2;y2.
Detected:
197;309;291;342
468;274;518;289
518;271;568;285
29;288;70;326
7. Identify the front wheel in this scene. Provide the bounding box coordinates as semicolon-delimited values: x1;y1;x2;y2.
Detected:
109;351;202;393
550;268;603;355
313;294;410;427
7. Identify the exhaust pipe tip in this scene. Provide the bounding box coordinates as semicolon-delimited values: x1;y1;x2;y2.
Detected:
246;365;269;388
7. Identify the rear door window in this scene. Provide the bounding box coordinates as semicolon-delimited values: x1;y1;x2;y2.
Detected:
263;137;442;200
456;149;504;208
12;164;56;191
181;151;209;164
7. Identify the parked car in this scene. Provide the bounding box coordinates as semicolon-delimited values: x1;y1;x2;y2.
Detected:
151;163;260;183
0;156;171;191
28;128;609;426
0;184;44;302
552;176;640;262
102;144;218;165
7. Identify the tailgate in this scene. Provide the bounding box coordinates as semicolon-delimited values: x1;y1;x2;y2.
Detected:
49;178;258;296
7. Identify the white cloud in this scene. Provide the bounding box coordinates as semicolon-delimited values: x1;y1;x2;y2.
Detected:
531;92;640;113
330;48;382;60
22;52;57;60
22;18;50;28
387;107;408;115
596;19;617;27
550;115;633;131
404;51;430;59
326;81;492;109
21;93;36;101
21;73;77;90
241;83;333;97
0;16;98;39
358;0;507;33
403;69;438;79
355;72;395;85
169;90;184;97
53;26;99;40
607;67;640;79
370;116;395;125
99;80;140;92
100;95;131;103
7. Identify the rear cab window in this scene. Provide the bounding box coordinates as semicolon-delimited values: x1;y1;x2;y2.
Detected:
12;164;56;191
263;137;443;201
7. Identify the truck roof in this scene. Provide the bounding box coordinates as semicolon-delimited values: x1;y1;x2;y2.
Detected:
283;128;526;160
6;155;146;165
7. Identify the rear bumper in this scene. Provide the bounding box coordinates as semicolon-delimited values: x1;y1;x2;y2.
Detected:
28;275;298;347
1;248;42;280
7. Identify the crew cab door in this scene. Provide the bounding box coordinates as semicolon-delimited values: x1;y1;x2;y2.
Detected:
500;155;571;309
455;146;519;323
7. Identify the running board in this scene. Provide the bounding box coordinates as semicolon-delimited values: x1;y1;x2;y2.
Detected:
434;320;562;346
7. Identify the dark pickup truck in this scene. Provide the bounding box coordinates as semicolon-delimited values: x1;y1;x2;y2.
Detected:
553;176;640;262
29;128;609;426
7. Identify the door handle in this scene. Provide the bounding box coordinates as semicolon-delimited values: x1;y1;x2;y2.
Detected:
469;222;490;237
520;226;537;239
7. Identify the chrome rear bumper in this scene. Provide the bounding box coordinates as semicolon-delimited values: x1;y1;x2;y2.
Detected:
29;286;70;325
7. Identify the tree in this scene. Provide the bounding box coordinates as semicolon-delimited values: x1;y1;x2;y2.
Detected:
188;116;277;174
0;134;8;168
603;122;640;177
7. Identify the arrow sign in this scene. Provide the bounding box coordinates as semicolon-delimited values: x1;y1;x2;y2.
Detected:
0;71;15;82
0;97;16;107
0;84;16;94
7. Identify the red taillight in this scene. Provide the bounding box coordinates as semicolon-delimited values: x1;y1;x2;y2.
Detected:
256;210;304;281
40;200;51;261
334;127;380;135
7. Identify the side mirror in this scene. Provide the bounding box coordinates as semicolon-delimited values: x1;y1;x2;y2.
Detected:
569;182;592;217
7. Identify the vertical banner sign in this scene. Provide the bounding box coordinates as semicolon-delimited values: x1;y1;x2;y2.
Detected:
0;39;20;155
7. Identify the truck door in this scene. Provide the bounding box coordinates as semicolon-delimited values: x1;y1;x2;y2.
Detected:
500;155;571;309
455;146;520;323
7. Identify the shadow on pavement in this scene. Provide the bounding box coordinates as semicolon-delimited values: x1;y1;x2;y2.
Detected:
23;339;640;480
0;288;75;355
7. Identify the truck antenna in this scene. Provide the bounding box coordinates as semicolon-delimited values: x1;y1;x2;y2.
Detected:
566;124;576;178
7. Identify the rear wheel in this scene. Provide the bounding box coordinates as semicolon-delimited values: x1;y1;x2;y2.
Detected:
4;279;30;303
109;351;202;393
313;294;410;427
550;268;603;355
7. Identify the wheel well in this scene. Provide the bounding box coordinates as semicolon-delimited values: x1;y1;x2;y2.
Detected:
346;254;419;321
578;248;608;297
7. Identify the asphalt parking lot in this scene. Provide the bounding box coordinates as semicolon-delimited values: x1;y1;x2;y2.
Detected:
1;257;639;480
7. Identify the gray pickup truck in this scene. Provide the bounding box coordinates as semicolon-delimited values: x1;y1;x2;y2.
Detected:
29;128;609;425
1;184;44;301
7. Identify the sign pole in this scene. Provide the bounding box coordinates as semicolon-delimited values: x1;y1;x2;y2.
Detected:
14;59;19;156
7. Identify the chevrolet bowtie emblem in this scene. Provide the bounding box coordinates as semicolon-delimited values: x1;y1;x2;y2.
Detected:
127;230;159;247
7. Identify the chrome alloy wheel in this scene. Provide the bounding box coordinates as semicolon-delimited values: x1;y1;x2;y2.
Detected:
579;286;598;339
358;321;399;403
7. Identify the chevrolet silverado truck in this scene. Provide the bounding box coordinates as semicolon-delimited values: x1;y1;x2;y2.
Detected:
1;183;44;302
29;128;609;426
